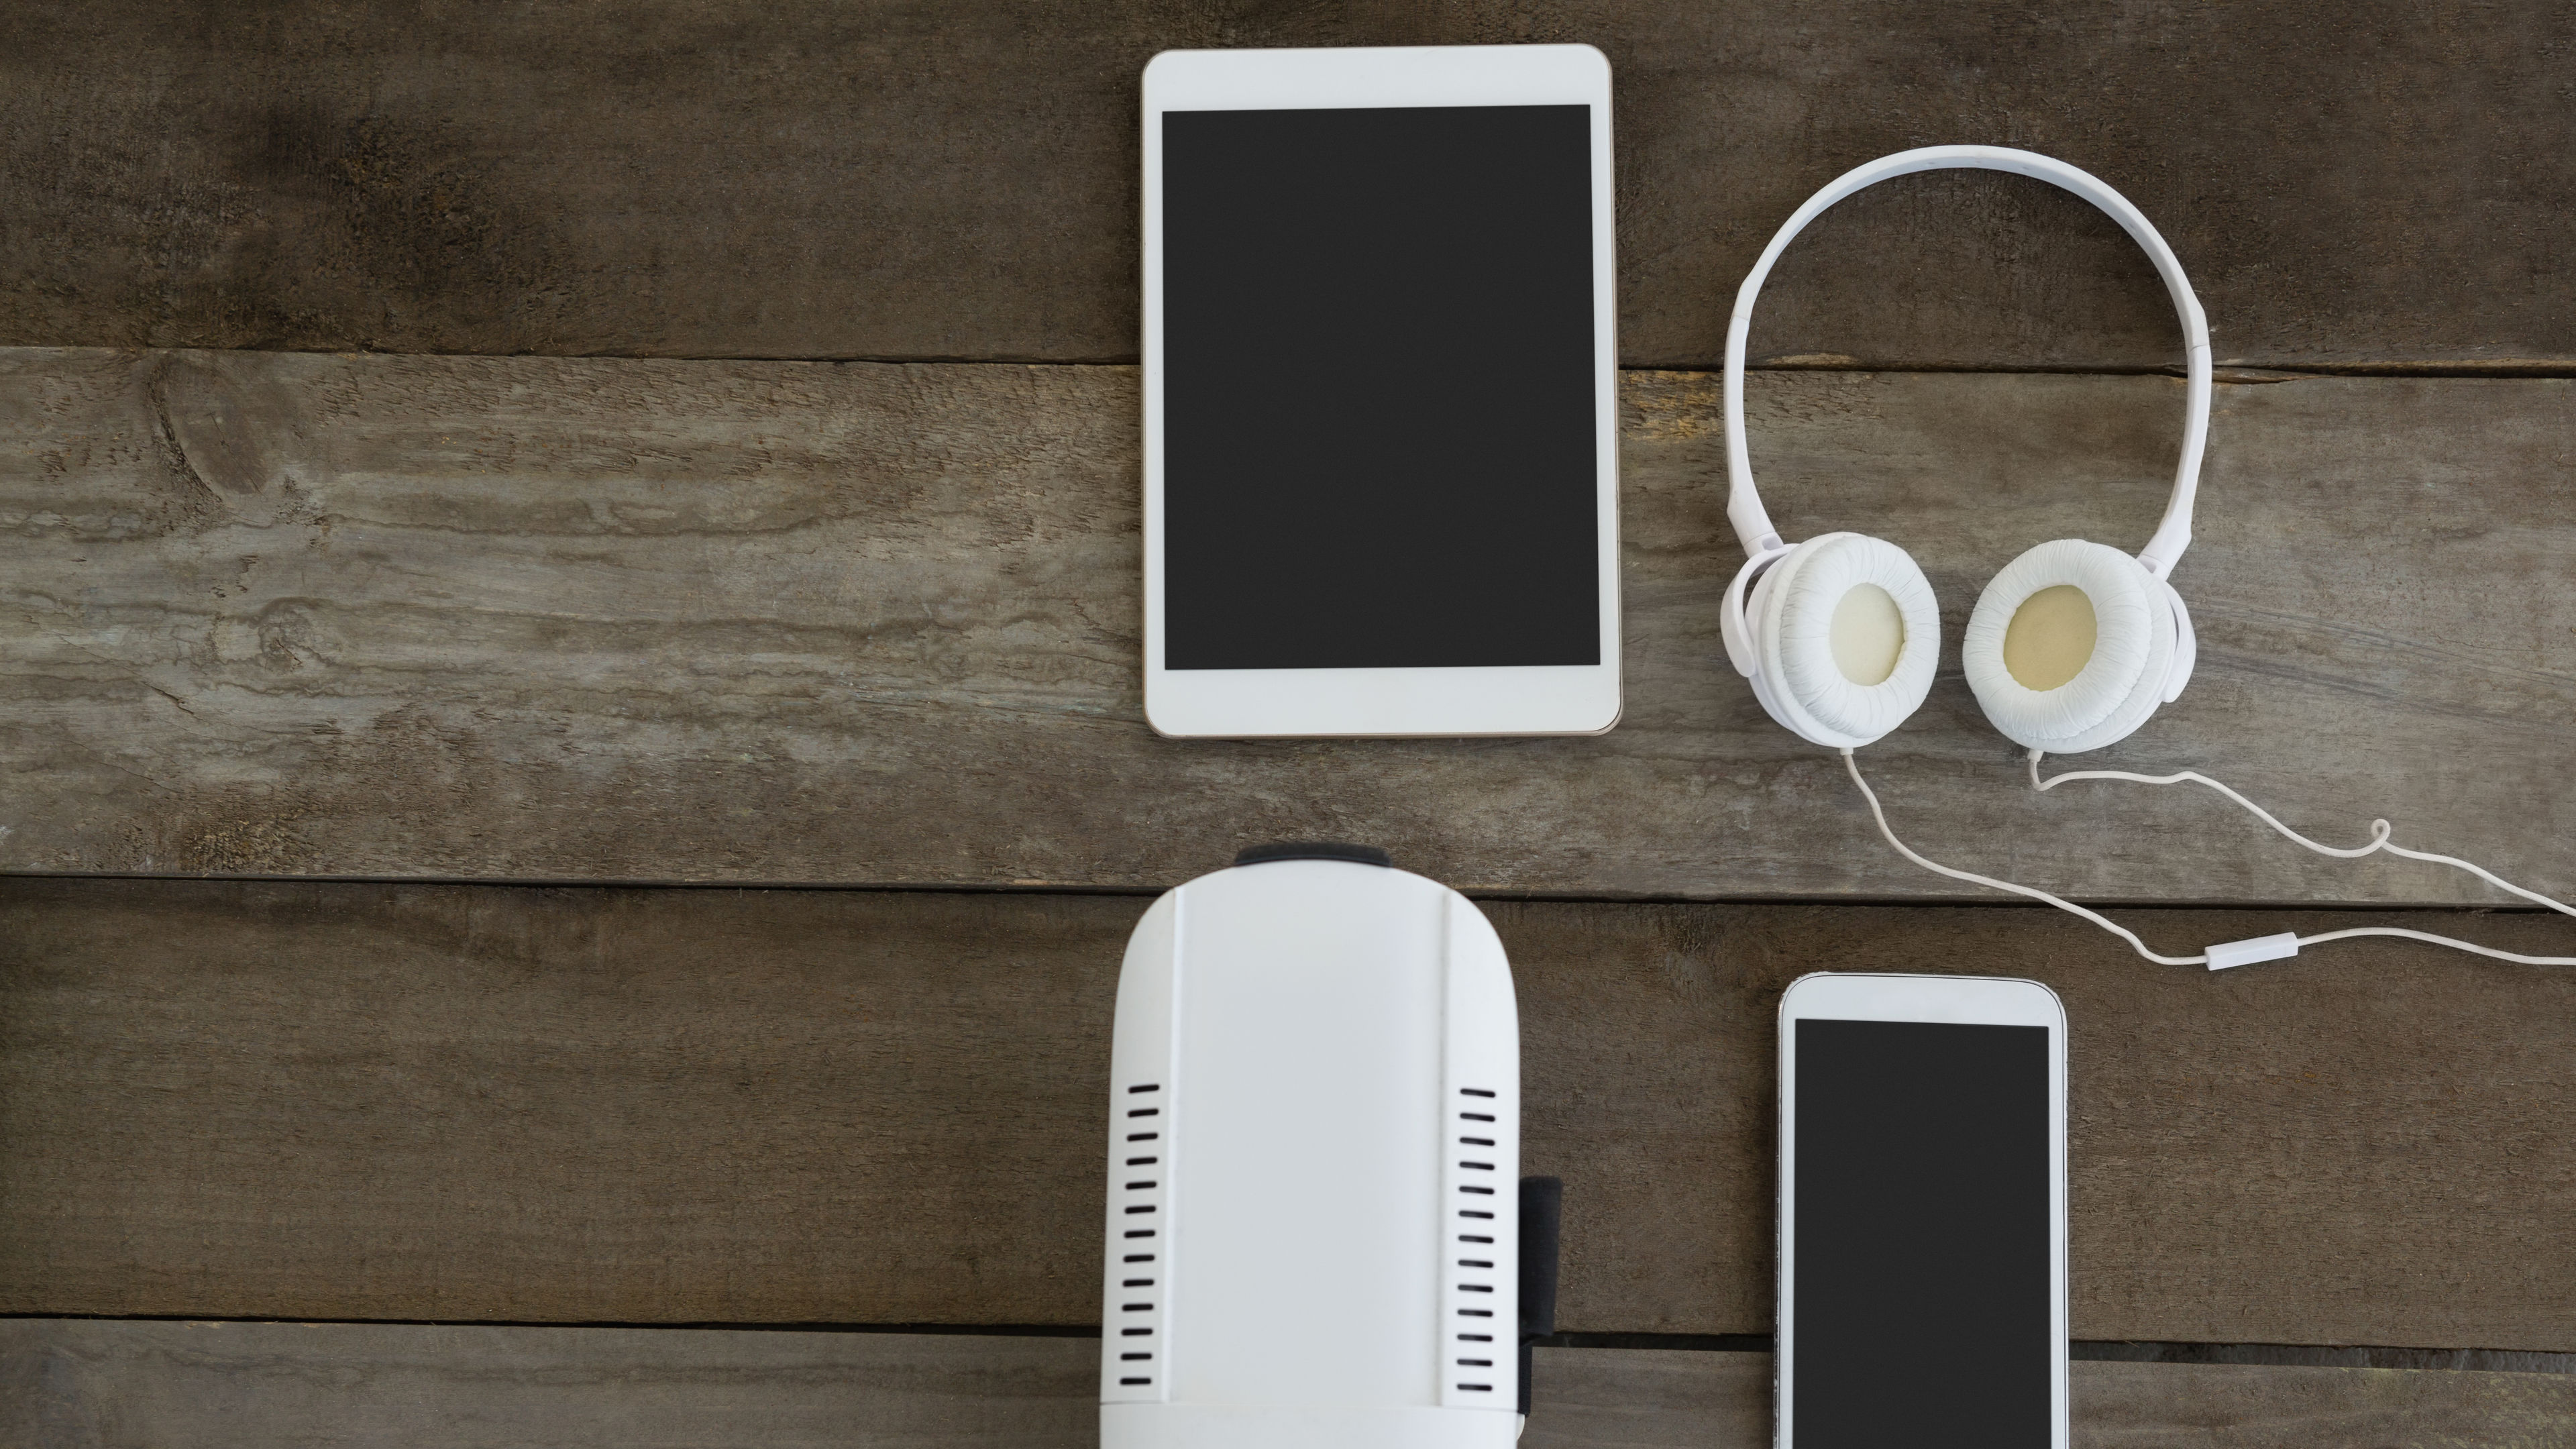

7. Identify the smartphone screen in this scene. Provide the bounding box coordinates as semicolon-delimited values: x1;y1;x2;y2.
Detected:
1790;1018;2055;1448
1159;104;1599;671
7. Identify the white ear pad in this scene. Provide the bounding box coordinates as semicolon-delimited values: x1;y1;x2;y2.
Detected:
1963;539;2176;753
2158;578;2197;702
1745;532;1941;749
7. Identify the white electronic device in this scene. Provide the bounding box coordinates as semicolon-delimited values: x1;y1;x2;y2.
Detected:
1141;45;1621;739
1776;973;2068;1449
1720;146;2210;757
1724;150;2576;972
1102;843;1542;1448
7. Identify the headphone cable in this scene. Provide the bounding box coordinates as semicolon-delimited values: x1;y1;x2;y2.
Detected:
1841;749;2576;969
2028;750;2576;913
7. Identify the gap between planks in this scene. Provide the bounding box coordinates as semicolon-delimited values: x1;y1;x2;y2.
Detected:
13;1312;2571;1374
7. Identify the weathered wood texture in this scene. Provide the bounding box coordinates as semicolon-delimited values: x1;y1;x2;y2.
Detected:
3;3;2571;369
0;1322;1097;1448
5;1322;2571;1448
9;349;2575;903
5;879;2569;1349
1532;1349;2576;1449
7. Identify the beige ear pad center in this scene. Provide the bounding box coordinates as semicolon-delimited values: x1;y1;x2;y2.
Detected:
1963;538;2174;755
1765;532;1943;747
2001;584;2098;691
1829;583;1905;686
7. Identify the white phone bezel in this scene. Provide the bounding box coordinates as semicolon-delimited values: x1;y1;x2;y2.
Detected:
1774;972;2070;1449
1140;44;1621;739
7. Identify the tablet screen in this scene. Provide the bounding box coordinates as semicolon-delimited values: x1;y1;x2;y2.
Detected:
1161;105;1599;671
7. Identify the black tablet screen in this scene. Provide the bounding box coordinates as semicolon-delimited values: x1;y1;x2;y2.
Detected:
1160;105;1599;670
1792;1018;2055;1448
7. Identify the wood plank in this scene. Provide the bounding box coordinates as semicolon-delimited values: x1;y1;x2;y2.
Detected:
0;1321;1098;1448
8;349;2575;902
3;3;2571;369
4;879;2570;1348
6;1321;2571;1447
1527;1348;2576;1449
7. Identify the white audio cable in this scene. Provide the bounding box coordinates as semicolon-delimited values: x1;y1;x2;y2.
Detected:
1841;749;2576;969
2026;750;2576;967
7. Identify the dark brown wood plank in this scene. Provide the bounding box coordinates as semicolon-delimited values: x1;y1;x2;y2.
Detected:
3;3;2570;368
4;879;2569;1348
7;349;2575;902
6;1321;2571;1447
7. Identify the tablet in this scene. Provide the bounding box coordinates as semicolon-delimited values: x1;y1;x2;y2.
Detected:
1142;45;1621;739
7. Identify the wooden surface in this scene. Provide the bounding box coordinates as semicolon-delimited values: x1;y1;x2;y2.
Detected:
6;7;2572;1433
1532;1349;2576;1449
5;1322;2571;1448
5;877;2569;1350
7;348;2573;902
0;1322;1097;1448
4;3;2571;370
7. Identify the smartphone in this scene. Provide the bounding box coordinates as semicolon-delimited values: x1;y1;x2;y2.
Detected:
1140;45;1621;739
1776;973;2069;1449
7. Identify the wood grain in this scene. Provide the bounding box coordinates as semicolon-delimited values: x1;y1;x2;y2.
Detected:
5;1322;2571;1448
1530;1349;2576;1449
7;348;2575;902
3;879;2569;1349
3;3;2571;369
0;1321;1098;1448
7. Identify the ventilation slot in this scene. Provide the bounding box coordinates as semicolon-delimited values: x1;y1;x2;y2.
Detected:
1104;1075;1173;1405
1440;1083;1516;1409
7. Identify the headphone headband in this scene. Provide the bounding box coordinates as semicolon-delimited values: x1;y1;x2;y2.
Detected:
1723;146;2213;580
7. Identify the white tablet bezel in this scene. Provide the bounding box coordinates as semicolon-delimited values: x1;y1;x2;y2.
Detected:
1141;44;1621;739
1775;973;2071;1449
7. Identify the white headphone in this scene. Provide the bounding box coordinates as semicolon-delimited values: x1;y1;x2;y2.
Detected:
1722;151;2576;974
1718;146;2211;753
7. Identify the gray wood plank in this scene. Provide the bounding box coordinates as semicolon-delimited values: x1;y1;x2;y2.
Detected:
4;879;2569;1348
1529;1349;2576;1449
0;1321;1099;1448
7;348;2575;904
3;3;2571;369
5;1321;2571;1448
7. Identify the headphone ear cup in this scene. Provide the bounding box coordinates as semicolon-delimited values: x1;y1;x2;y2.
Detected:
1739;550;1804;736
2158;579;2196;703
1749;532;1941;749
1963;539;2174;753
